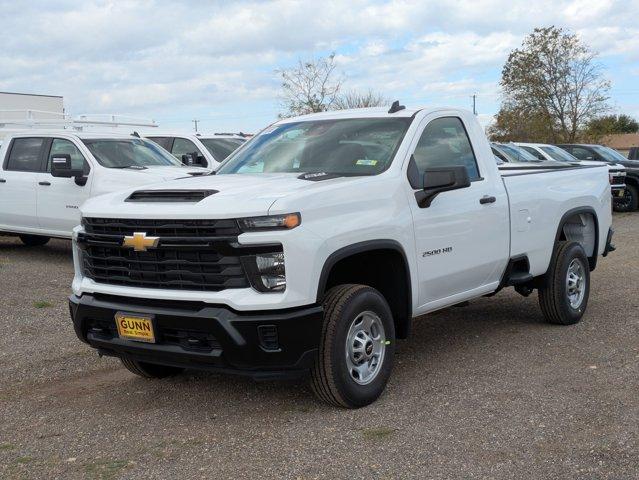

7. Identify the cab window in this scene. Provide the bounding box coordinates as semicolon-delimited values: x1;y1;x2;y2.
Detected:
47;139;89;174
413;117;480;180
568;147;595;161
5;137;45;172
171;138;202;159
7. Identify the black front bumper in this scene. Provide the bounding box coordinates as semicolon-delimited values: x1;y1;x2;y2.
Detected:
69;294;323;379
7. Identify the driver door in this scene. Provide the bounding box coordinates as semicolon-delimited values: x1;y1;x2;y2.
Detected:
36;138;92;234
407;115;509;310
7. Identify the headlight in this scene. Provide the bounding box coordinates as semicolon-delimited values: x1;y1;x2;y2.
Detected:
238;213;300;231
241;252;286;292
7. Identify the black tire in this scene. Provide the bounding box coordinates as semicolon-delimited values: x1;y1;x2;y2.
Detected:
120;357;184;378
614;184;638;212
538;241;590;325
19;234;50;246
311;284;395;408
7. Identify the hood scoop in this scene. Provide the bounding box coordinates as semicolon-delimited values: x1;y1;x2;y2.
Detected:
125;189;218;203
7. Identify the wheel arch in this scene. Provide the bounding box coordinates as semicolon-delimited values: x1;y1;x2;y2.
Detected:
553;207;599;271
316;240;413;339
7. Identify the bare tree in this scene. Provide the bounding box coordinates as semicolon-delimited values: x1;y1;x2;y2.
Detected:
277;53;343;117
494;26;610;142
333;89;389;110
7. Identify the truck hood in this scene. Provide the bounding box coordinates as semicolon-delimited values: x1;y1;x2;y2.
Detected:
81;172;362;219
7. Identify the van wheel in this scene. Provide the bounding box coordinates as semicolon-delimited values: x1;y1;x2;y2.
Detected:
614;184;638;212
538;241;590;325
120;357;184;378
311;284;395;408
19;234;50;246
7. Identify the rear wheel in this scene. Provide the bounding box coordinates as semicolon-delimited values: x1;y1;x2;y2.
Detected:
614;184;638;212
538;241;590;325
19;234;50;246
120;357;184;378
310;284;395;408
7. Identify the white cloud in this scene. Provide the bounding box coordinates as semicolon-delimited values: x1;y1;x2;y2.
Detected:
0;0;637;131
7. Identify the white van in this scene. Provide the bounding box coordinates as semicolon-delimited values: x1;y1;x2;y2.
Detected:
0;131;207;245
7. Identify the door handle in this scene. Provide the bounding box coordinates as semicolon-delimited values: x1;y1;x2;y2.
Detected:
479;195;496;205
0;178;5;183
38;181;51;186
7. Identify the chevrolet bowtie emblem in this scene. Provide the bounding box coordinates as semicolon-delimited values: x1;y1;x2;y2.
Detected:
122;232;160;252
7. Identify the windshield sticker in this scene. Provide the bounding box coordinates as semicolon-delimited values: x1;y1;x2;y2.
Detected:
356;159;378;166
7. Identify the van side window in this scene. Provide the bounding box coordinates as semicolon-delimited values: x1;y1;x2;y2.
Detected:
413;117;480;180
48;139;89;173
6;138;45;172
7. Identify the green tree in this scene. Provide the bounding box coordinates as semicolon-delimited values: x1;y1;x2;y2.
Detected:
584;114;639;141
493;26;610;143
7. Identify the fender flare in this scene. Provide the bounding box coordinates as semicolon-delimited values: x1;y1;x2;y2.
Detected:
315;239;413;338
553;206;599;271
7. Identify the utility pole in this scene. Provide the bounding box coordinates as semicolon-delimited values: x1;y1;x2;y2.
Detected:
192;119;199;132
471;94;477;115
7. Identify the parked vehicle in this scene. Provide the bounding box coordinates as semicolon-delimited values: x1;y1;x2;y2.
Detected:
628;147;639;160
516;142;626;206
558;144;639;212
68;105;614;408
144;133;246;171
491;142;564;166
0;131;208;244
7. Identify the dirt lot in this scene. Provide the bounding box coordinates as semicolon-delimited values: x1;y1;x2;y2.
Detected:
0;214;637;479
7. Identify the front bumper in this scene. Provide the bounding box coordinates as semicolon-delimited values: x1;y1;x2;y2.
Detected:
69;294;323;379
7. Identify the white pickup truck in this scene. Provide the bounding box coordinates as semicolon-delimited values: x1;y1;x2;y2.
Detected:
68;105;614;408
143;133;246;171
0;131;207;244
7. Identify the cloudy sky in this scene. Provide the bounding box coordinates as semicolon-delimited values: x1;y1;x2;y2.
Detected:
1;0;638;133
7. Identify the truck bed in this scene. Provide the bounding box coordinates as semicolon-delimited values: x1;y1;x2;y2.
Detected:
501;164;611;276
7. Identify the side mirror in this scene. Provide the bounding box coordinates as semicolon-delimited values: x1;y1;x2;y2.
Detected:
195;154;206;167
415;166;471;208
51;154;83;178
181;153;194;166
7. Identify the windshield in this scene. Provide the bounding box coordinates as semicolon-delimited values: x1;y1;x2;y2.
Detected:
498;144;541;162
592;145;626;162
540;145;579;163
82;138;184;168
200;138;245;161
217;118;411;176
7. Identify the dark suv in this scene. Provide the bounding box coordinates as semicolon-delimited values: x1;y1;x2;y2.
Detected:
558;144;639;211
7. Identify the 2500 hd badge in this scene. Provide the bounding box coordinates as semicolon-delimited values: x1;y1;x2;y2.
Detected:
423;246;453;257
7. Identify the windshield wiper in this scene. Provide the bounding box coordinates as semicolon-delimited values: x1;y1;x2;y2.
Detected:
111;165;148;170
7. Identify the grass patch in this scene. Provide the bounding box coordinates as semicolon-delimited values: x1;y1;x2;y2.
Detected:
33;300;53;308
84;459;129;480
361;426;396;440
0;443;14;451
15;456;32;464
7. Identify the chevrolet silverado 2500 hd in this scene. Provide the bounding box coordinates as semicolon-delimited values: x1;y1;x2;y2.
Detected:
68;105;614;408
0;131;207;244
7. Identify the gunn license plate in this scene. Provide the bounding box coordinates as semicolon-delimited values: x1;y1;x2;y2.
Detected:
115;312;156;343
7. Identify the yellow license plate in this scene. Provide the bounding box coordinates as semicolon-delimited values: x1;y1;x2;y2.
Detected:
115;313;155;343
618;189;625;197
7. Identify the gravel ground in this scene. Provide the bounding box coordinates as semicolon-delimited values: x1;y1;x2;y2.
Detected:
0;214;637;479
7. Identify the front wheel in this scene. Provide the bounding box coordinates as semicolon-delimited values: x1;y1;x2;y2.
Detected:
19;234;50;246
311;284;395;408
120;357;184;378
614;184;638;212
538;241;590;325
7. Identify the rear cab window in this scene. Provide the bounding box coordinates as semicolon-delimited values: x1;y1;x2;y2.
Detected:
4;137;46;172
